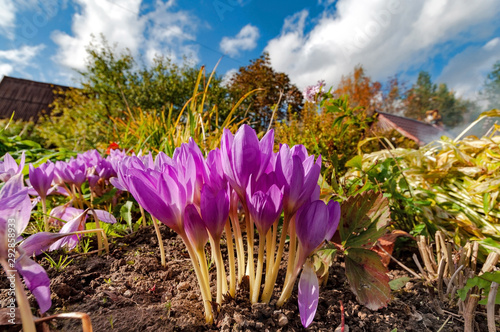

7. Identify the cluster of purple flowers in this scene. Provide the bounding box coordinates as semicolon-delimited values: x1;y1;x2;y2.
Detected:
0;150;121;318
0;124;340;328
303;80;326;103
112;124;340;327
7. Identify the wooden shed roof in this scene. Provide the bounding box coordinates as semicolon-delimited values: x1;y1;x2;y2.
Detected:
0;76;70;122
374;111;447;145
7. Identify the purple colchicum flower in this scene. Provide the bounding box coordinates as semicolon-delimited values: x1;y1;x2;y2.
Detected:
48;204;78;227
298;261;319;328
184;204;208;251
29;161;55;200
54;159;86;187
127;168;188;234
106;149;128;174
200;185;230;240
0;173;51;313
49;209;87;251
220;125;274;201
295;200;341;263
246;174;283;235
275;144;322;218
0;152;25;182
49;208;116;252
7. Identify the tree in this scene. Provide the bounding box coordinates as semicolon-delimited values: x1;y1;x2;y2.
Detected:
38;37;230;150
404;71;435;120
483;60;500;109
227;53;303;132
334;65;382;116
404;71;470;128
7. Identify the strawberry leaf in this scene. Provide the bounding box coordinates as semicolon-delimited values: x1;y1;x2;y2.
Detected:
345;248;391;310
340;191;390;249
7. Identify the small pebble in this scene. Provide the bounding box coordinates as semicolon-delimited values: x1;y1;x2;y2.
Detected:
357;311;367;320
334;324;349;332
176;281;190;291
123;290;132;298
234;312;245;326
277;314;288;327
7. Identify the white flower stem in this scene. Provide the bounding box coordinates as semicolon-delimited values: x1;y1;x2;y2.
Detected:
179;233;213;324
251;230;266;303
224;220;236;297
261;216;290;303
152;217;166;267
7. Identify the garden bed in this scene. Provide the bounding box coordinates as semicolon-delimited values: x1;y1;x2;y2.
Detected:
1;225;485;331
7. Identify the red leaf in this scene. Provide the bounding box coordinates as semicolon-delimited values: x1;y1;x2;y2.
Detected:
345;248;391;310
372;230;415;267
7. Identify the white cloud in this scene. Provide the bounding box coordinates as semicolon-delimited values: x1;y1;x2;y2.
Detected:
51;0;146;71
51;0;199;73
0;44;45;78
221;68;238;86
220;24;259;57
265;0;500;91
143;0;199;65
0;63;14;77
0;0;41;39
438;37;500;100
0;0;16;39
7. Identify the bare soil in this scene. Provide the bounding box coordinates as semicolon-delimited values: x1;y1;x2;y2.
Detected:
0;225;489;331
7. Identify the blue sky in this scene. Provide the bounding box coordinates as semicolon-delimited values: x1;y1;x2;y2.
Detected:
1;0;500;101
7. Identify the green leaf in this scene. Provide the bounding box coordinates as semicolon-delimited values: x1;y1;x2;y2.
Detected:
389;276;411;291
475;238;500;255
457;271;500;305
345;248;391;310
340;191;391;249
346;155;363;170
120;201;134;231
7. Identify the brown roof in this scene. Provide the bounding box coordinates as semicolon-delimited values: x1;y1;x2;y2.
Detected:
0;76;70;122
374;111;447;145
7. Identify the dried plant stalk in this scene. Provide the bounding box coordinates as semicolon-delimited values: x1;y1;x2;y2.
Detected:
480;252;499;274
463;290;480;332
437;257;446;301
487;282;499;332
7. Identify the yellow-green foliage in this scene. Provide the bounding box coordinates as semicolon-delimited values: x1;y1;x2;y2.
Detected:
275;96;379;177
108;66;255;155
36;88;116;151
346;110;500;248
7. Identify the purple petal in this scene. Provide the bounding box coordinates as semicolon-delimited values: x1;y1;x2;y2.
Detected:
110;176;128;191
200;186;229;239
295;200;329;257
287;156;305;211
325;200;341;241
49;210;87;251
184;204;208;251
0;172;26;199
15;255;52;313
89;209;117;224
298;262;319;328
298;155;322;207
258;129;275;176
231;125;261;191
291;144;308;161
128;170;182;233
48;205;80;227
19;232;73;256
0;177;32;236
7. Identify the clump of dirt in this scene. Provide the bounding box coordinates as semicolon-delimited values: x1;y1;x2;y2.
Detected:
0;225;488;331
